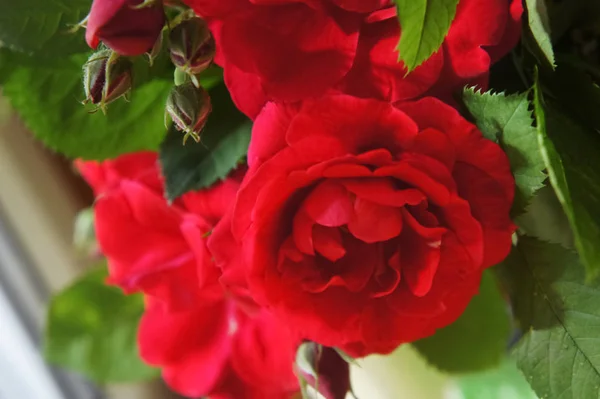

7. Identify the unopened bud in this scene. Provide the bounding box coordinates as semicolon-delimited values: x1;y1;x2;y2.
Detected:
169;17;216;78
165;82;212;144
82;49;132;112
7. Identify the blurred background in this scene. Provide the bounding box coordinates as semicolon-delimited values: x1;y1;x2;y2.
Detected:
0;95;184;399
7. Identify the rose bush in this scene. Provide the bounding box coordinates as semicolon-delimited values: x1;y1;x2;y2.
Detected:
76;153;302;398
209;94;516;356
85;0;165;56
183;0;522;118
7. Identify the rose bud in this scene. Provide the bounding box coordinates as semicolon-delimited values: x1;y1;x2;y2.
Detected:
83;49;133;111
165;81;212;143
169;17;216;77
296;343;351;399
85;0;166;56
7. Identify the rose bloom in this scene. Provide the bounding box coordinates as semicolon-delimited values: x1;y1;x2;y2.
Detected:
184;0;523;118
76;153;301;398
209;95;516;356
85;0;165;56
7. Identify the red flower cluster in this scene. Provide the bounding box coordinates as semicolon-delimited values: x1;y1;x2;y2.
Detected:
76;154;301;398
79;0;523;396
184;0;523;118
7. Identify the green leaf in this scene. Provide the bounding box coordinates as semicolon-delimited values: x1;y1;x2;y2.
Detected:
0;51;172;160
0;0;91;57
395;0;459;72
446;360;537;399
533;75;600;280
500;237;600;399
525;0;556;68
45;265;158;383
462;88;547;215
413;271;511;374
515;184;573;249
160;83;251;200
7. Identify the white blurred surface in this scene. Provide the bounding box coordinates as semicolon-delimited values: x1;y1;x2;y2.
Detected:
350;345;448;399
0;285;65;399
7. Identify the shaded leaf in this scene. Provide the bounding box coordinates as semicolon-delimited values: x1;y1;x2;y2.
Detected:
160;84;251;200
525;0;555;68
395;0;459;72
515;184;573;249
543;60;600;135
533;75;600;279
45;265;158;382
500;237;600;399
463;88;546;215
413;271;511;374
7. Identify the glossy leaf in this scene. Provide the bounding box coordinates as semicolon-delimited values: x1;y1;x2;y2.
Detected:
395;0;459;72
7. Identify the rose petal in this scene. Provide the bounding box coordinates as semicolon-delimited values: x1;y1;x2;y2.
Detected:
302;181;353;227
342;178;425;207
400;229;441;297
348;198;403;243
313;225;346;262
376;162;451;205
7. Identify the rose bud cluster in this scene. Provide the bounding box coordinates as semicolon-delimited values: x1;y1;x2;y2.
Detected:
80;0;217;139
162;16;217;143
82;49;133;112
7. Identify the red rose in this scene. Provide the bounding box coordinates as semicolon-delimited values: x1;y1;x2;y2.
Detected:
209;95;516;356
296;344;351;399
77;153;304;398
85;0;165;56
184;0;522;118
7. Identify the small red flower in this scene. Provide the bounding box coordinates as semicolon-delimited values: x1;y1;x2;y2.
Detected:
77;153;304;398
138;299;300;399
85;0;166;56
